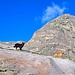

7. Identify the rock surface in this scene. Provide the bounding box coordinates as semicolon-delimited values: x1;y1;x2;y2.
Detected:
0;49;75;75
23;14;75;60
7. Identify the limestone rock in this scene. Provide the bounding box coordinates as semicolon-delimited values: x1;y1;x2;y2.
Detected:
0;50;75;75
23;14;75;60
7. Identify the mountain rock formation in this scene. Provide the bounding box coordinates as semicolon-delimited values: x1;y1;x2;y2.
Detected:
0;49;75;75
23;14;75;60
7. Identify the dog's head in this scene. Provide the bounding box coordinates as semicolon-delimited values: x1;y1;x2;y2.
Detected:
22;42;25;44
61;52;64;54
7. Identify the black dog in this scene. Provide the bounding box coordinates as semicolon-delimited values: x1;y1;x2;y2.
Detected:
14;42;25;50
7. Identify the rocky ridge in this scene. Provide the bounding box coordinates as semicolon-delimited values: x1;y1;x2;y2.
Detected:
23;14;75;60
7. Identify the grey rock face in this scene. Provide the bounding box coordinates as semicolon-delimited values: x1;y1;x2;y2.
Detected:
23;14;75;60
0;50;75;75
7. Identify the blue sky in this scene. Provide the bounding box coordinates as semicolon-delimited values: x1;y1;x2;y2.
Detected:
0;0;75;42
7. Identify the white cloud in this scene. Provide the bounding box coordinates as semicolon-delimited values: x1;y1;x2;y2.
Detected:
42;3;66;23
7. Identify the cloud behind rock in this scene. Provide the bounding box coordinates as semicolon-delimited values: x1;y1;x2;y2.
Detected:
41;3;66;23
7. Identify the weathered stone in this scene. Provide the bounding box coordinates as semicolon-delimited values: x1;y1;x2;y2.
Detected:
23;14;75;60
0;50;75;75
